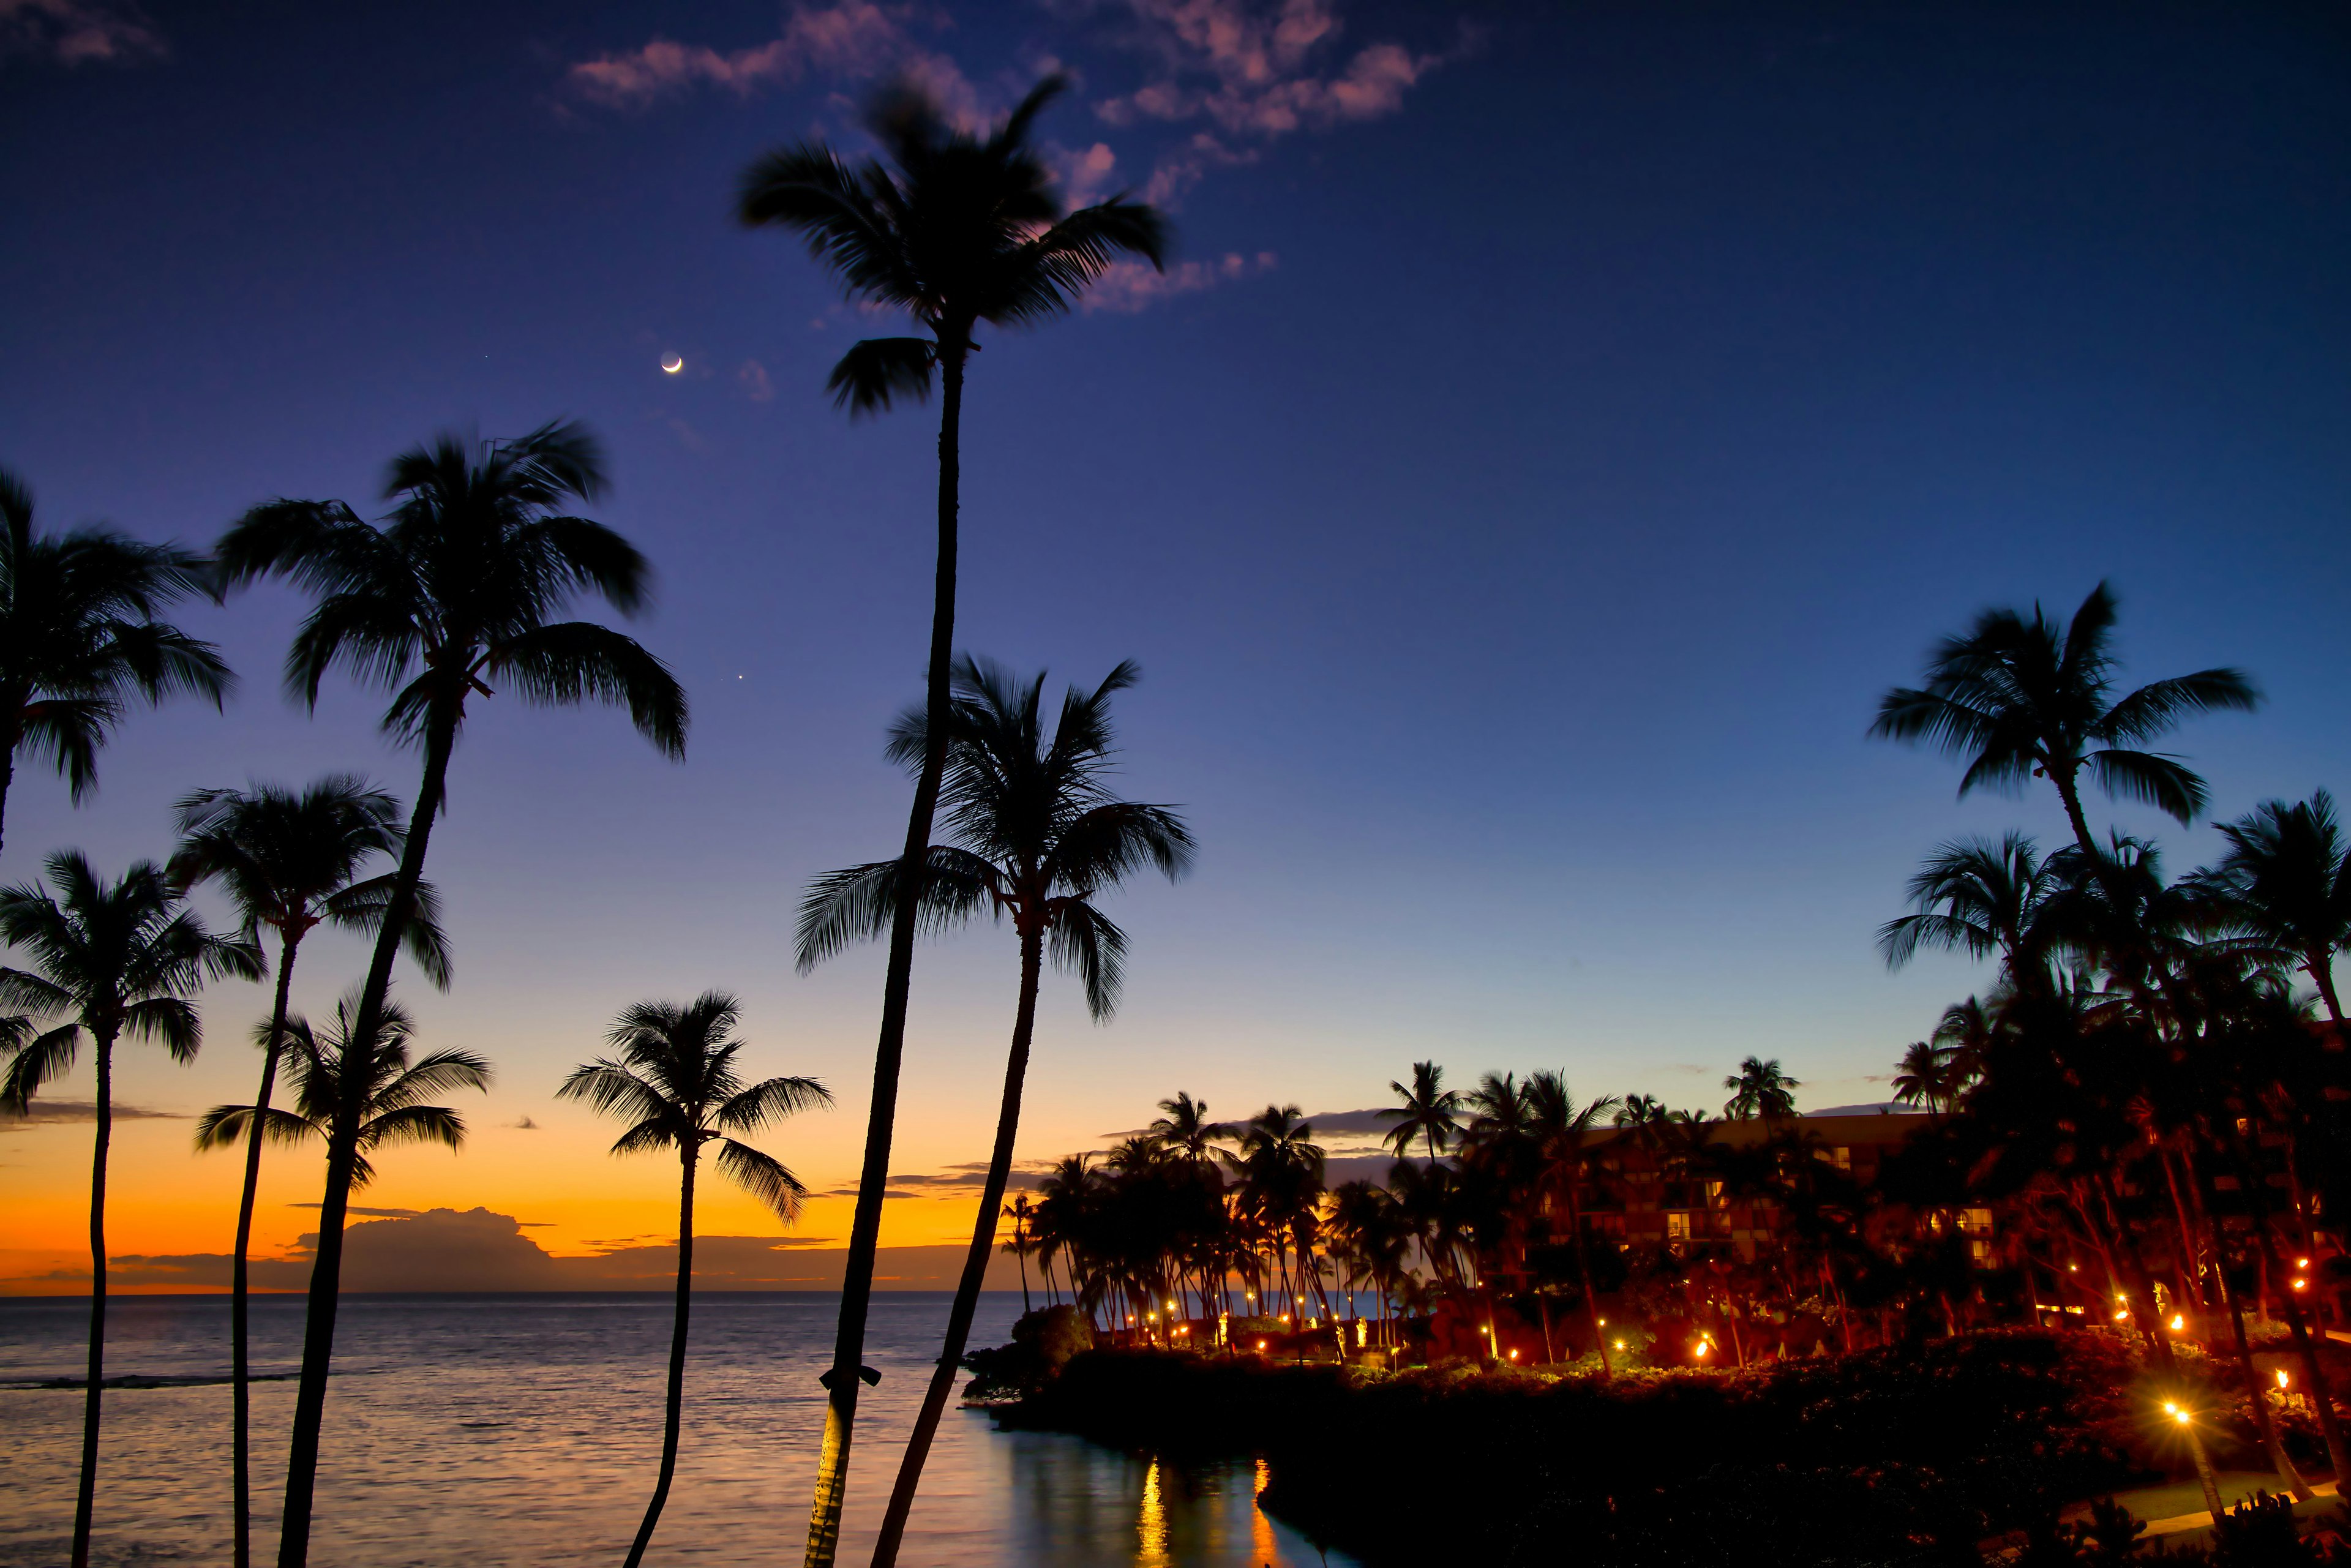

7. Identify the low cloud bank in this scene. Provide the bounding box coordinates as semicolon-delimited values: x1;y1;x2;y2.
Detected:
4;1206;1023;1294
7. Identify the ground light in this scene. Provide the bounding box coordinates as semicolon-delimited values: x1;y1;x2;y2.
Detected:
2162;1401;2227;1521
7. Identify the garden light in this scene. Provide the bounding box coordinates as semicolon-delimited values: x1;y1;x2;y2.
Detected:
2169;1315;2185;1332
2299;1258;2311;1270
2293;1278;2309;1291
2279;1371;2292;1389
1508;1349;1519;1362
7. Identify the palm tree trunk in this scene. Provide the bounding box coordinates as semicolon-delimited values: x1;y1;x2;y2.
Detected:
625;1149;697;1568
869;922;1041;1568
1565;1178;1612;1378
72;1028;116;1568
278;709;455;1568
806;339;965;1568
1016;1232;1031;1315
231;937;300;1568
0;735;15;860
2306;953;2349;1049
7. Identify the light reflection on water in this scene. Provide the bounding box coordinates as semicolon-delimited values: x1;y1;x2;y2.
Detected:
0;1293;1352;1567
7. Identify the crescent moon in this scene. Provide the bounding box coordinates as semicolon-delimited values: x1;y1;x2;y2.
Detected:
661;354;684;373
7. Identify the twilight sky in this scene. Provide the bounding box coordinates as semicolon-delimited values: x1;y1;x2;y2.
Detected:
3;0;2347;1287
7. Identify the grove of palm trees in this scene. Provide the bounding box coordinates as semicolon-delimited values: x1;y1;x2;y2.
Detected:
6;17;2350;1568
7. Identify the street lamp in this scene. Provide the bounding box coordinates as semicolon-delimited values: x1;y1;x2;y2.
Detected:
2162;1401;2226;1521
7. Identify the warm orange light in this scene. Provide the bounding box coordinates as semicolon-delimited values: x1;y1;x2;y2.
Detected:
1254;1339;1266;1351
1613;1340;1625;1351
1694;1341;1710;1357
2169;1315;2185;1332
2113;1310;2129;1321
2067;1262;2079;1272
2173;1409;2192;1427
2293;1279;2309;1291
2279;1371;2292;1389
1508;1349;1520;1362
2299;1258;2312;1270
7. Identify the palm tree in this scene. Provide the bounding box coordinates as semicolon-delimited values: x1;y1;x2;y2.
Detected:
168;777;451;1568
1150;1090;1220;1164
215;419;687;1568
1381;1060;1463;1165
795;656;1190;1567
1890;1041;1960;1119
1001;1193;1038;1312
737;78;1169;1564
1878;833;2056;986
1872;582;2259;868
1525;1071;1621;1375
195;998;489;1195
1722;1056;1800;1122
1223;1106;1325;1320
0;467;231;855
557;994;828;1568
2203;791;2351;1033
0;852;260;1568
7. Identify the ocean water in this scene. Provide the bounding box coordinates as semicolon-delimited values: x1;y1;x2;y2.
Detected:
0;1292;1355;1567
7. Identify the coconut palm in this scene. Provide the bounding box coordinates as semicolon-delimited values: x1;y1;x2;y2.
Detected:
1878;833;2056;986
1891;1041;1960;1119
1722;1056;1800;1122
1150;1090;1220;1164
1223;1106;1326;1319
0;852;260;1568
1001;1193;1038;1312
167;776;451;1568
557;993;828;1568
738;78;1169;1562
1871;582;2259;865
0;467;231;855
195;998;489;1193
214;418;687;1568
1525;1071;1622;1374
795;656;1190;1567
2202;790;2351;1033
1381;1060;1463;1165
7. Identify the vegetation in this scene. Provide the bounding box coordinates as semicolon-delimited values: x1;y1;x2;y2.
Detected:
795;655;1190;1564
216;418;686;1567
168;776;449;1568
0;466;230;856
0;852;260;1568
559;994;829;1568
737;73;1169;1567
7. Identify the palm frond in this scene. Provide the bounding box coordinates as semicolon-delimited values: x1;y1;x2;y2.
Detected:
825;338;937;416
717;1074;833;1135
487;621;688;760
716;1138;808;1223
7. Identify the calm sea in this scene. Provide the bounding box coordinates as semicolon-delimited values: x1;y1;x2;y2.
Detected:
0;1292;1355;1567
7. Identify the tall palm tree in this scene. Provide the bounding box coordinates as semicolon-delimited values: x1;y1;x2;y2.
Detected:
214;419;687;1568
795;656;1190;1567
1525;1071;1621;1375
738;78;1168;1564
1872;582;2259;869
1150;1091;1220;1164
0;467;231;855
558;994;829;1568
1722;1056;1800;1122
1878;833;2055;986
195;998;489;1196
168;776;451;1568
1223;1106;1325;1319
2203;791;2351;1033
1891;1041;1960;1119
0;852;260;1568
1001;1193;1038;1312
1381;1060;1463;1165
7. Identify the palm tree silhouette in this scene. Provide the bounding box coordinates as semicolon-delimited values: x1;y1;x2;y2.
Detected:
0;852;260;1568
738;78;1168;1562
1878;833;2055;986
2203;790;2351;1033
1000;1193;1038;1312
1525;1071;1620;1374
216;419;686;1567
196;997;490;1194
1150;1091;1220;1164
0;467;230;856
168;776;451;1568
558;993;829;1568
1380;1060;1463;1166
797;656;1190;1566
1872;582;2259;868
1890;1041;1960;1119
1722;1057;1799;1122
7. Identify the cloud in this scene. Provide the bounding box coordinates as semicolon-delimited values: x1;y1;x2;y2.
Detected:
1090;0;1472;203
1;1100;187;1128
738;359;775;402
566;1;969;114
511;1115;541;1130
0;0;163;66
1082;249;1275;313
3;1206;1021;1292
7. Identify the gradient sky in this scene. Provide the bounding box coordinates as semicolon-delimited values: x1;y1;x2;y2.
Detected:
3;0;2348;1286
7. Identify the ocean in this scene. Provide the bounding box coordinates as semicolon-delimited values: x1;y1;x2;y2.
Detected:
0;1292;1355;1567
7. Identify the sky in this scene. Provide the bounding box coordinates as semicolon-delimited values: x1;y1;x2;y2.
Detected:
2;0;2347;1289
